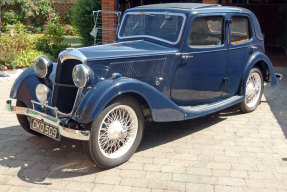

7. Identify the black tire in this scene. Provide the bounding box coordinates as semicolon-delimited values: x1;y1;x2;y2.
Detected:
239;67;264;113
84;96;144;169
16;100;42;136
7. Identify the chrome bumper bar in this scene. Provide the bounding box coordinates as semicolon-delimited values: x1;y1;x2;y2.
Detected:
6;100;90;141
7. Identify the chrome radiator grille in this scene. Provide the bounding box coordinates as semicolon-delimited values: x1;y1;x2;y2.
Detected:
52;59;80;113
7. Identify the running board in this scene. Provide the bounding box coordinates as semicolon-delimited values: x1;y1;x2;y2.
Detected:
180;95;244;120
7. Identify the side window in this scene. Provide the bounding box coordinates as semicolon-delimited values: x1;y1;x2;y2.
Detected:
189;16;224;47
230;16;251;44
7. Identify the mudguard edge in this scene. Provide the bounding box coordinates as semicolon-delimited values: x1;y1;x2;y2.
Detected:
241;51;277;95
72;78;185;124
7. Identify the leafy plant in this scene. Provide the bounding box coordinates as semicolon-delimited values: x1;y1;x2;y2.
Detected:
0;32;43;68
64;10;72;24
14;21;27;33
3;10;18;25
64;24;73;35
71;0;101;46
0;0;58;35
35;14;70;59
14;49;46;68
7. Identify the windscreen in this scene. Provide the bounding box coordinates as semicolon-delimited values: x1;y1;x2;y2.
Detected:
118;12;185;44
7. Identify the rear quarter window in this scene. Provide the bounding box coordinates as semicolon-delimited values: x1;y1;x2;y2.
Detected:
230;16;251;44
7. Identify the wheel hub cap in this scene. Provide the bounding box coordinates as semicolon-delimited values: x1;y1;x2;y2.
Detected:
108;121;124;139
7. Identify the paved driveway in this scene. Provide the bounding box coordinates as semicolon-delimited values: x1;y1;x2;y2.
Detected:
0;67;286;192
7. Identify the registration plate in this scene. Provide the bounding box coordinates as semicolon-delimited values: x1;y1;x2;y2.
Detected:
30;118;60;141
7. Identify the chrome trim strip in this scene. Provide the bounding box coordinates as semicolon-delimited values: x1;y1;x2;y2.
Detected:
54;83;77;88
117;11;187;45
88;51;178;61
59;48;87;64
6;100;90;141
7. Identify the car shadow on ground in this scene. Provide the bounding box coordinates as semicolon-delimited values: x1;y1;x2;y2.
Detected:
0;126;100;185
139;106;241;152
268;68;287;126
0;106;240;185
263;67;287;163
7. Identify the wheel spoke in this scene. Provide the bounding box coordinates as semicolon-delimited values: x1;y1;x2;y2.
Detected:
245;72;262;108
97;105;139;159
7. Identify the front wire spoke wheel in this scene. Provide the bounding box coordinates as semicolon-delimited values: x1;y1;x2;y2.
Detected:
85;97;144;169
98;105;138;159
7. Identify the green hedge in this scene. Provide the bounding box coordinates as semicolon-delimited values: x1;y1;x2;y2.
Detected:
71;0;101;46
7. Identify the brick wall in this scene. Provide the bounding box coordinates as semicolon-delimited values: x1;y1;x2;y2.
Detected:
102;0;118;44
203;0;218;4
52;0;76;23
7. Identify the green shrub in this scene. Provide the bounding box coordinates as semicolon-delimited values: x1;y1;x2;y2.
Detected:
0;33;39;68
14;22;28;34
1;0;58;33
71;0;101;46
64;10;72;24
35;18;70;59
3;10;19;25
14;49;47;68
64;24;73;35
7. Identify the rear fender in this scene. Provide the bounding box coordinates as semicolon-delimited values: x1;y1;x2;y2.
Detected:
241;52;277;95
72;78;185;124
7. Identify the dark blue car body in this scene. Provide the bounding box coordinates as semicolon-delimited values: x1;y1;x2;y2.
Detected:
10;3;278;126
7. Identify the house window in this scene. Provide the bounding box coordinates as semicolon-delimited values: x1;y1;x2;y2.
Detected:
230;16;251;44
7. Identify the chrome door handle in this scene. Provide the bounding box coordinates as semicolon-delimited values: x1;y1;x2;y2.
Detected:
249;46;257;54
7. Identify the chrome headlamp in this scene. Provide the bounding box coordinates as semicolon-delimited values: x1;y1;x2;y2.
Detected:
72;64;92;88
35;84;49;104
33;56;52;78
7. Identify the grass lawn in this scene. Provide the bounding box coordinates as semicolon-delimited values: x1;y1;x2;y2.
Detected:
64;35;83;48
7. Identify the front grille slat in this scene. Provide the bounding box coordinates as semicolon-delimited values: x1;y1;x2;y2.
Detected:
52;59;81;113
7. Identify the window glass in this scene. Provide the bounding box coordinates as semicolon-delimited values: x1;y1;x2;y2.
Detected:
119;13;185;43
189;16;224;47
230;16;251;44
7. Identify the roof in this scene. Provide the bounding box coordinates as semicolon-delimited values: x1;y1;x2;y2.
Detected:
133;3;221;10
129;3;248;15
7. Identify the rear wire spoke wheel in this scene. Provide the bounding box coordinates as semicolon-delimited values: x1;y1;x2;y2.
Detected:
85;97;144;169
239;67;264;113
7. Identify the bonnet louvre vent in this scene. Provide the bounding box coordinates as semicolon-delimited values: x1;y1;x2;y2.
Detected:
107;58;166;77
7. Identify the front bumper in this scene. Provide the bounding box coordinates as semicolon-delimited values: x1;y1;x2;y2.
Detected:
6;100;90;141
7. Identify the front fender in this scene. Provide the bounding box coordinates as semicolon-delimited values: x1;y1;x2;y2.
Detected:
10;66;40;108
10;64;56;108
241;52;277;95
73;78;185;124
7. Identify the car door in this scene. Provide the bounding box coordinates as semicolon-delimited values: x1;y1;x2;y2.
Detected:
224;14;253;96
171;14;228;106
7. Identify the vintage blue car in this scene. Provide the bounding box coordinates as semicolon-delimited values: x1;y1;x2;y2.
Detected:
6;3;282;168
